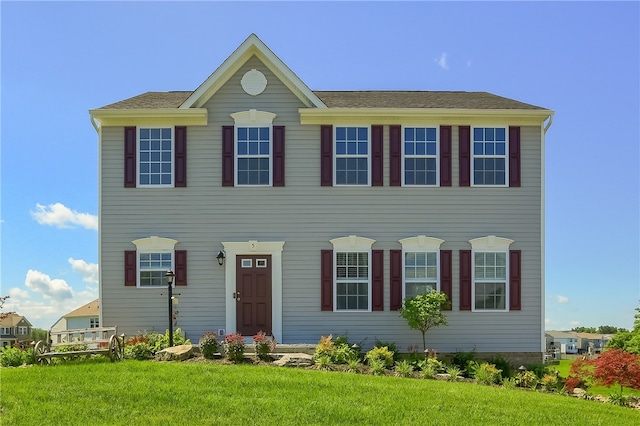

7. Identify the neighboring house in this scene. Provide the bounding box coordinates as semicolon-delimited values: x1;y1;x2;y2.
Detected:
89;34;554;364
0;313;32;348
545;331;578;354
576;332;612;354
50;300;100;333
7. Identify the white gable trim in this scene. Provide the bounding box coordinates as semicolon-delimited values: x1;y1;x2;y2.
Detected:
181;34;326;109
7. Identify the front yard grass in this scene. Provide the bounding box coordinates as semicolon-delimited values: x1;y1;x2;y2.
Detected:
2;359;638;425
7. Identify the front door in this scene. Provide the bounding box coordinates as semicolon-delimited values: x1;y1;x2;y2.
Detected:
235;255;272;336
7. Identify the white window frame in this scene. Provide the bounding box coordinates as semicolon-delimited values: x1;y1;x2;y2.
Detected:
90;317;99;328
18;326;28;335
231;110;277;187
132;236;178;288
469;235;513;312
330;235;376;312
138;127;174;187
334;126;371;186
471;126;509;187
399;236;444;300
402;126;440;187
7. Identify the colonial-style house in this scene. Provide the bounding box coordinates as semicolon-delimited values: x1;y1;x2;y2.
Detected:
545;331;579;354
0;313;33;348
89;34;553;364
50;299;100;333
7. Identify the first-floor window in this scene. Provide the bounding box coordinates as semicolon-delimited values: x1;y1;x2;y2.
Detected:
336;252;369;310
139;252;173;287
474;252;507;310
1;328;11;334
405;252;438;298
90;317;99;328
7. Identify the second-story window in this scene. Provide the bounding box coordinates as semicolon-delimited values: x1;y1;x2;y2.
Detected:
335;127;369;185
237;127;271;185
404;127;438;186
139;128;173;186
472;127;507;186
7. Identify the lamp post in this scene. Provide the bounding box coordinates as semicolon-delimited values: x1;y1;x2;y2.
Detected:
165;270;175;347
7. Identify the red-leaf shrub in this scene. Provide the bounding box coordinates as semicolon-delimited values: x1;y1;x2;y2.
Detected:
592;349;640;391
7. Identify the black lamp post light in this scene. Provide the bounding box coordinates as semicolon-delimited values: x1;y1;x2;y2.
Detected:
216;250;226;266
165;270;175;347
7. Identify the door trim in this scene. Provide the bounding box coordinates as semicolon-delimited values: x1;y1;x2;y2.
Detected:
222;241;284;342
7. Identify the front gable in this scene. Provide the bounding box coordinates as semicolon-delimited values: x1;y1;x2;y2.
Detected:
181;34;326;110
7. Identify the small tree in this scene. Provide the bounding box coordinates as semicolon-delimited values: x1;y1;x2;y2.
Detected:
399;290;448;352
592;349;640;395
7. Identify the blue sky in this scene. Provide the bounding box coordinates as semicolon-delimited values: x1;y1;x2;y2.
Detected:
1;1;638;331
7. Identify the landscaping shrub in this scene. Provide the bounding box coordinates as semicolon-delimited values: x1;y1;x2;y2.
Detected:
253;331;276;361
374;340;399;362
394;360;414;377
148;328;190;353
313;335;359;364
515;370;539;389
365;346;394;368
0;346;33;367
471;362;502;385
451;349;476;377
199;332;220;359
223;333;245;363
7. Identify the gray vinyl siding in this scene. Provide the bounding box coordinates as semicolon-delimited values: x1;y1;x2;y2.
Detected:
100;56;543;353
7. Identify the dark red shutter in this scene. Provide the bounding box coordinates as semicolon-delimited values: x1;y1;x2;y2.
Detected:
509;126;521;187
124;127;137;188
321;250;333;311
459;126;471;187
273;125;285;187
390;249;403;310
175;250;187;286
222;126;234;187
371;125;383;186
174;126;187;187
460;250;472;310
389;125;402;186
509;250;521;310
440;250;452;310
440;126;452;187
320;125;333;186
372;249;384;310
124;250;137;286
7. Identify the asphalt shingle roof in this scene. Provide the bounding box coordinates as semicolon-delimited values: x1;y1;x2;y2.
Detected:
97;90;546;110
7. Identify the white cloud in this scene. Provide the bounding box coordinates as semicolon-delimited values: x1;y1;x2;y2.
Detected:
68;258;98;285
570;320;580;327
24;269;73;300
435;52;449;70
31;203;98;230
555;295;569;304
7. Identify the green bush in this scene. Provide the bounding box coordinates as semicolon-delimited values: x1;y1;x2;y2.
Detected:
148;328;190;353
223;333;245;363
375;340;399;362
313;335;359;365
472;362;502;385
199;332;220;359
0;346;33;367
365;346;394;368
124;342;153;360
394;360;414;377
451;349;477;377
515;370;539;389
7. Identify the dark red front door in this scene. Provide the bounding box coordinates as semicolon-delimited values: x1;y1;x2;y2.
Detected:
236;255;272;336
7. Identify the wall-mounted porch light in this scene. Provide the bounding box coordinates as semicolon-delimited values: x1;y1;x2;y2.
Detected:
216;251;226;266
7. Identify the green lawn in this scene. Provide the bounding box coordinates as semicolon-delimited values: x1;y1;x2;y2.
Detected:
2;359;638;425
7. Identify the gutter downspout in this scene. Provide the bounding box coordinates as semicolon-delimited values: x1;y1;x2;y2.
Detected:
540;111;554;361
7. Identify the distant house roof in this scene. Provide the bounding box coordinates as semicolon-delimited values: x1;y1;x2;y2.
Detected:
97;90;545;111
0;313;32;327
545;330;578;339
64;299;99;318
576;332;612;340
